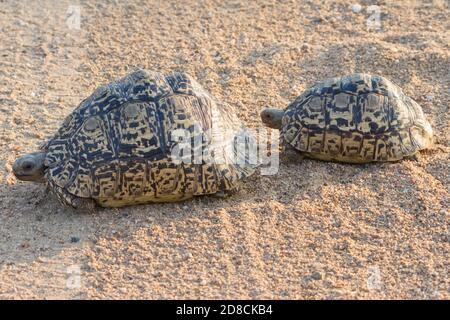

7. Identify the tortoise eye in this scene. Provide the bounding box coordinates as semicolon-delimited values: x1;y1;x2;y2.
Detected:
23;162;33;170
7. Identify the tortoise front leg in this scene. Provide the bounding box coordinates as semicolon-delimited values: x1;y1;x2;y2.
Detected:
70;196;97;212
281;143;305;163
50;182;97;212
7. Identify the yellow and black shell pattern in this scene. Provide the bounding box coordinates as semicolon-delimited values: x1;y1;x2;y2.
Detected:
281;73;433;163
41;69;255;207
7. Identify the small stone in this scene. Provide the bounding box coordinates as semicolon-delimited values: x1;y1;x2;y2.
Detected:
301;43;310;52
332;217;342;228
70;236;80;243
312;17;324;24
311;271;323;280
20;241;30;249
352;4;362;13
11;145;22;152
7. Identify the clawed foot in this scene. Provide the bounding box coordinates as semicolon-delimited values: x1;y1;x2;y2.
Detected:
70;197;97;213
281;144;304;163
212;190;235;199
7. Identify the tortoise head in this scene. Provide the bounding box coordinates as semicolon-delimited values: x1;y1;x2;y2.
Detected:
260;108;284;130
13;151;47;182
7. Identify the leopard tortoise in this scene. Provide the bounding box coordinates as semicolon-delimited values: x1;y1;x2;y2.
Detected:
261;73;433;163
13;69;256;208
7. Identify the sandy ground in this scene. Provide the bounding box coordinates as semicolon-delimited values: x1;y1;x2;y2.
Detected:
0;0;449;299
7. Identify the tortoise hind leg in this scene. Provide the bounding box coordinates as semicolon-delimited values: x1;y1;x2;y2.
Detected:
403;153;421;162
212;188;238;199
49;181;96;212
212;191;230;199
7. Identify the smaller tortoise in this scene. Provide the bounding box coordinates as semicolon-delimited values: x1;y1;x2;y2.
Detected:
261;73;433;163
13;69;255;208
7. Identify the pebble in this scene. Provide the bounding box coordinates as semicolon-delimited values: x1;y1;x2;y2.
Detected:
119;287;127;293
300;43;310;52
332;217;342;228
352;4;362;13
311;272;323;280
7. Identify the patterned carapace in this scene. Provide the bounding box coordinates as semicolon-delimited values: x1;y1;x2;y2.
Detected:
281;73;433;163
42;69;255;207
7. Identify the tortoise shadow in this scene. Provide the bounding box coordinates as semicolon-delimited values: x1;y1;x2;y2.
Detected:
1;152;446;299
0;160;325;266
0;153;437;264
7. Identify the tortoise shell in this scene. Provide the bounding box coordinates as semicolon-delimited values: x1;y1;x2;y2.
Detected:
281;73;433;163
42;69;255;207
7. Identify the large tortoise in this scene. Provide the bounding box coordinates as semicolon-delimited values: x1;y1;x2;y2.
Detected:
13;69;255;208
261;73;433;163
